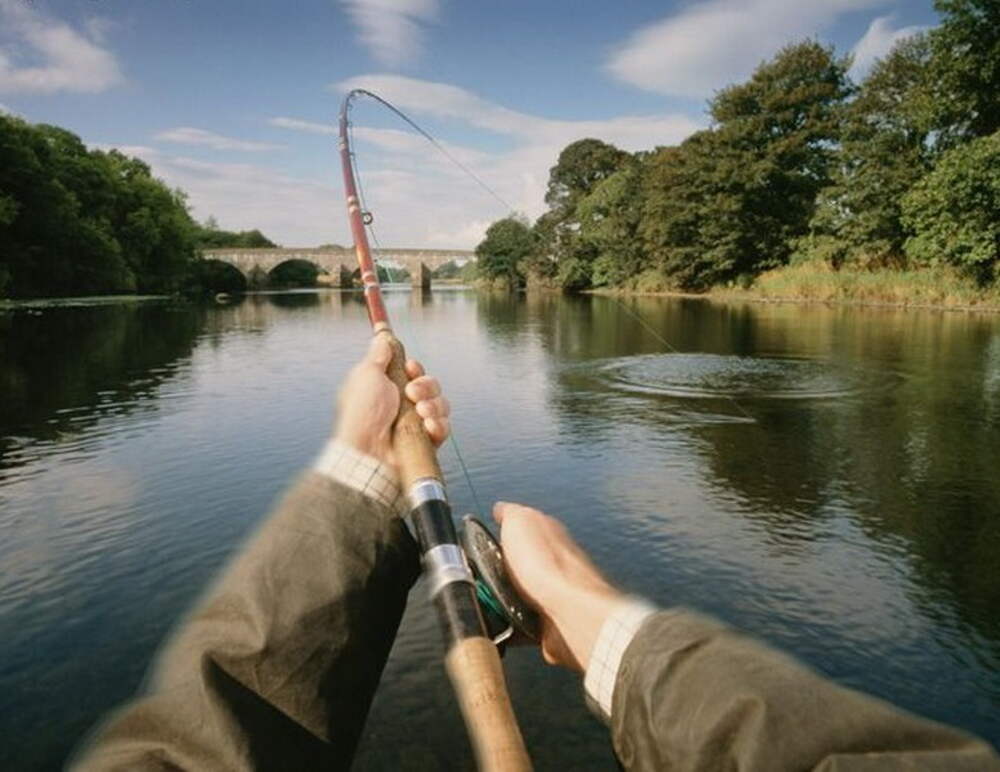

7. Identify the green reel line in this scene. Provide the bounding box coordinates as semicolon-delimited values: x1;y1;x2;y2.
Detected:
460;515;541;647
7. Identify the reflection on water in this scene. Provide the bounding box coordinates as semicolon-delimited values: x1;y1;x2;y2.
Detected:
1;290;998;769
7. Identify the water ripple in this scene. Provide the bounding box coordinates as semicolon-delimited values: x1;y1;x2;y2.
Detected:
586;353;903;402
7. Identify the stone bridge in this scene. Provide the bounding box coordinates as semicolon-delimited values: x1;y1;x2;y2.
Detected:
202;247;475;288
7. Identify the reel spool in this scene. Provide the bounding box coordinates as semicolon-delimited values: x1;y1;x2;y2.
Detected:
459;515;541;648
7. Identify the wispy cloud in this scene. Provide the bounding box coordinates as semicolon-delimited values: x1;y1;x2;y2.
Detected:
0;0;123;95
154;127;285;152
268;75;702;248
269;117;337;135
606;0;890;99
341;0;439;68
849;15;928;80
96;144;342;246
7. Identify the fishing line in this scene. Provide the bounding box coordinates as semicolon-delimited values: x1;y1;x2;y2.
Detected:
344;97;488;518
609;295;756;423
342;89;755;512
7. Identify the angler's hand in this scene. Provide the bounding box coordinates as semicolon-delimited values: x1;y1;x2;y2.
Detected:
492;502;624;672
335;335;450;471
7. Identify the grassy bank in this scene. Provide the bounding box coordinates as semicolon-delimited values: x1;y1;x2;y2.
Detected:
585;263;1000;313
723;262;1000;311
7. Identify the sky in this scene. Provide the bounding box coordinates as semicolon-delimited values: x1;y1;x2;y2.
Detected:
0;0;939;249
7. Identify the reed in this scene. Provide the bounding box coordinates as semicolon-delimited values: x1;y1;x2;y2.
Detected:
721;262;1000;310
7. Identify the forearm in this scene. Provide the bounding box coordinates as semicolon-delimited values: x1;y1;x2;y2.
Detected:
608;609;1000;771
74;471;420;771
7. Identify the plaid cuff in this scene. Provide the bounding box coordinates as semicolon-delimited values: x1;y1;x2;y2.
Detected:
313;440;405;513
583;598;657;722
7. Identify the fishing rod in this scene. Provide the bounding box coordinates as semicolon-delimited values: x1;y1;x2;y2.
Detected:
337;89;532;771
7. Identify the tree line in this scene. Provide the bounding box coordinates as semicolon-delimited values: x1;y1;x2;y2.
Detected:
476;0;1000;293
0;116;277;298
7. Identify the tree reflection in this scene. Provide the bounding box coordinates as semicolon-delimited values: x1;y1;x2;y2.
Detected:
0;301;204;476
540;296;1000;662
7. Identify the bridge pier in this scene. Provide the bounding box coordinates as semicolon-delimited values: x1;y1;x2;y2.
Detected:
413;262;431;290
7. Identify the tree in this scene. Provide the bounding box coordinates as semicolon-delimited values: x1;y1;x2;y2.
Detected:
192;222;277;250
544;138;631;216
576;159;647;287
475;216;535;288
928;0;1000;145
434;260;461;279
901;130;1000;283
538;139;631;290
806;34;934;267
642;41;852;288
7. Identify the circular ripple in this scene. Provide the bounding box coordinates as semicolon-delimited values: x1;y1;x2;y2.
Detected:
594;354;901;402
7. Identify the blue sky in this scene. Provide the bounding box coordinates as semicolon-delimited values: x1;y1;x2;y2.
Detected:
0;0;938;248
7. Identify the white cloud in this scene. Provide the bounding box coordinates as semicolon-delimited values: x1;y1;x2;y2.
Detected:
335;74;701;150
154;127;285;152
94;144;344;246
341;0;438;68
606;0;890;99
0;0;123;95
849;16;928;80
269;116;337;135
266;75;702;248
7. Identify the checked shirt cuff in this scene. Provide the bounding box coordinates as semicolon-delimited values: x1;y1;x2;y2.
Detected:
583;598;657;722
313;439;406;514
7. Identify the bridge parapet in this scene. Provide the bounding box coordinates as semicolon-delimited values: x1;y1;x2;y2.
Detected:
203;247;475;288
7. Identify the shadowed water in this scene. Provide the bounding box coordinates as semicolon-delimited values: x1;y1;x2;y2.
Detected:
1;290;998;769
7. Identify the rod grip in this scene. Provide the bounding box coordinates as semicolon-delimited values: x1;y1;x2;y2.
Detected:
446;636;532;772
380;331;443;488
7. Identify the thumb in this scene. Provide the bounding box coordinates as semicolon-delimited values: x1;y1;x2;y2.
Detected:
366;334;394;371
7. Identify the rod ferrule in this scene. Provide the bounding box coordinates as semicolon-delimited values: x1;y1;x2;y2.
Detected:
408;477;448;509
425;544;474;597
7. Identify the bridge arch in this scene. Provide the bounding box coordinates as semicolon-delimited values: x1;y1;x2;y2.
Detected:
202;247;475;289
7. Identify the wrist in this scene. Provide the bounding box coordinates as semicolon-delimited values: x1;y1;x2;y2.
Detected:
333;428;383;463
548;583;624;671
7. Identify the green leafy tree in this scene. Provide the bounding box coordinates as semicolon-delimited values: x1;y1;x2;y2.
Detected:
476;216;535;288
192;222;277;249
544;138;631;216
928;0;1000;145
434;260;461;279
576;159;647;287
0;115;203;297
642;41;851;288
901;130;1000;282
806;34;934;267
538;138;631;289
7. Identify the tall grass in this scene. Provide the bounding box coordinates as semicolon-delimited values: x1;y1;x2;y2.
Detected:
723;261;1000;310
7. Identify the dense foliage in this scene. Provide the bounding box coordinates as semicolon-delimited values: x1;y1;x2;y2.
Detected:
477;1;1000;292
0;115;277;298
475;216;535;287
902;131;1000;281
192;217;277;250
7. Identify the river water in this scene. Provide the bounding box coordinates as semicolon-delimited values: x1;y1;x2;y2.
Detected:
1;289;998;769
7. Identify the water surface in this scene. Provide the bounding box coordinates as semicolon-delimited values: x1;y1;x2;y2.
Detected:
1;290;998;769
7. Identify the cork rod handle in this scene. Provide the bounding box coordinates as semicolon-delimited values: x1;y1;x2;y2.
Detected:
381;330;532;771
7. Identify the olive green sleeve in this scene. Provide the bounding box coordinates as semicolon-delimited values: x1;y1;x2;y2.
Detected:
72;472;421;771
610;610;1000;771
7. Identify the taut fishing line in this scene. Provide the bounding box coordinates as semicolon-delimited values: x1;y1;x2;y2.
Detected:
342;92;488;518
341;91;755;509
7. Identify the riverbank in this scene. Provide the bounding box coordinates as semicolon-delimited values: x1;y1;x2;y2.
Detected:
589;263;1000;314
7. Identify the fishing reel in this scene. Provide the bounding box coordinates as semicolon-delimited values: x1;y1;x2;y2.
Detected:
459;515;540;651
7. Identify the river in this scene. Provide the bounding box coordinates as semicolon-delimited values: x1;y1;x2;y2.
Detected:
1;289;998;769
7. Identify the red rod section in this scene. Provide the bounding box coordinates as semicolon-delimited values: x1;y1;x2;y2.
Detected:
339;92;391;333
